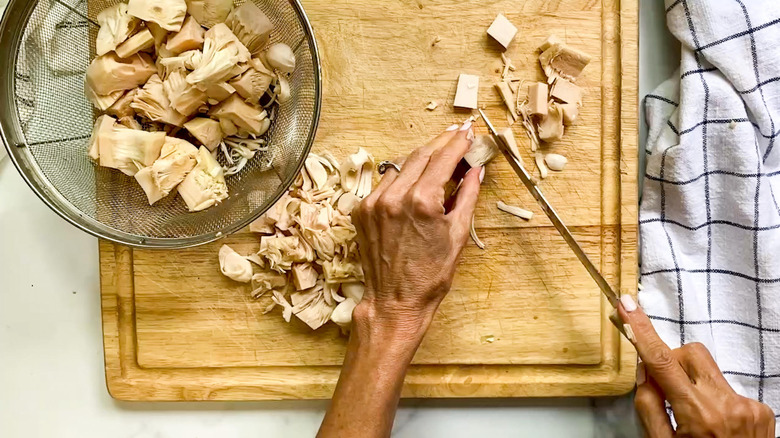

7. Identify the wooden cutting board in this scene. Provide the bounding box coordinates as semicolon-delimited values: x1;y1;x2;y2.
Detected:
101;0;638;400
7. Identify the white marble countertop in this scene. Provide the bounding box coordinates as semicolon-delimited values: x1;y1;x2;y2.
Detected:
0;2;679;437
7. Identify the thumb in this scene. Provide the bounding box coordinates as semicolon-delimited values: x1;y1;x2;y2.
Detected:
447;166;482;239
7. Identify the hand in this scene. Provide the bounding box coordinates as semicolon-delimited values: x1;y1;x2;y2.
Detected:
352;122;482;343
618;296;776;437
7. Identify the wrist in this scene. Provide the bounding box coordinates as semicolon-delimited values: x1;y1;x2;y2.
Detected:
351;298;435;357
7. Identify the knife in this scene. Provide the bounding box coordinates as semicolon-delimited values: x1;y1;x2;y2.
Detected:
477;109;621;311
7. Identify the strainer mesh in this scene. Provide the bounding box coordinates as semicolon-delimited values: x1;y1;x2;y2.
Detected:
10;0;318;245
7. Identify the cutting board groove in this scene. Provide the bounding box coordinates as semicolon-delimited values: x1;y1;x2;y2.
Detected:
100;0;638;400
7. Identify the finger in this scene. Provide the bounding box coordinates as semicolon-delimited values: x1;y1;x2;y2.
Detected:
417;123;473;190
634;378;675;438
635;377;674;438
447;166;482;240
388;124;461;193
371;156;404;198
618;295;693;401
675;342;732;389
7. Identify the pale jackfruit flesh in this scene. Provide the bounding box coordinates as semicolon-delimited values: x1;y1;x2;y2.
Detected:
229;67;273;103
165;15;205;55
224;2;273;55
127;0;187;31
157;50;202;79
115;28;155;58
106;88;138;118
209;93;266;136
163;70;208;116
183;117;223;150
177;146;228;211
185;0;232;28
86;52;156;95
151;136;198;195
87;115;117;161
86;85;123;111
131;74;189;126
134;166;168;204
205;81;235;104
99;127;166;176
186;23;251;89
96;3;140;56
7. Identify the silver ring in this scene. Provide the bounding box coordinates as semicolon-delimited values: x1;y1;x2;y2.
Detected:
377;160;401;175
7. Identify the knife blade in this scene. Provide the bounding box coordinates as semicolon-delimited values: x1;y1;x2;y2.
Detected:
477;109;620;309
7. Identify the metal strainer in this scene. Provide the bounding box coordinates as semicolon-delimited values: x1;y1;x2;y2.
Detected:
0;0;321;248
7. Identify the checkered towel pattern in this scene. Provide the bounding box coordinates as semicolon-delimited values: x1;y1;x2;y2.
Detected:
641;0;780;430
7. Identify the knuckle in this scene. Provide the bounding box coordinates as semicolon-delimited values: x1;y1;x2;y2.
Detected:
683;342;709;358
356;197;376;217
647;342;678;371
633;384;657;411
376;195;403;217
409;187;433;214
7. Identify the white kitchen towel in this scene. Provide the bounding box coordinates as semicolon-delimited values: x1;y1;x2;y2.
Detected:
641;0;780;430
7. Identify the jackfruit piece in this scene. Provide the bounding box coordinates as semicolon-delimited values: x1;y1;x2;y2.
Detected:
86;52;156;95
99;127;166;176
85;84;123;111
265;43;295;73
106;88;138;118
162;70;208;116
177;146;228;211
127;0;187;32
185;0;232;28
96;3;140;56
115;28;155;58
209;93;266;136
131;74;189;126
165;15;205;55
183;117;223;150
134;166;167;204
87;115;117;162
229;67;273;103
224;2;273;55
187;23;252;89
157;49;202;79
205;81;235;103
151;136;198;195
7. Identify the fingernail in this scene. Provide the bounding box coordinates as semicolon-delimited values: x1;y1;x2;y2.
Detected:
479;167;485;183
636;362;646;385
620;295;637;312
445;124;459;131
459;120;473;131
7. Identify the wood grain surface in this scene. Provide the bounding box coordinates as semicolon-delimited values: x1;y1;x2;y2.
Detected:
100;0;639;400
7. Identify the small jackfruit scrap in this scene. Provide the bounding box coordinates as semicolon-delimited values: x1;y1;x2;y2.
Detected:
544;153;568;171
339;148;374;198
291;262;318;290
497;200;533;220
453;73;479;109
250;270;287;298
150;137;198;195
559;103;579;126
537;102;564;143
96;3;140;56
495;81;517;121
183;117;223;150
486;13;517;50
550;78;582;105
177;145;228;211
463;135;499;168
165;15;205;55
224;2;274;55
185;0;232;28
539;38;592;82
127;0;187;31
218;244;253;283
86;52;156;95
527;82;548;118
